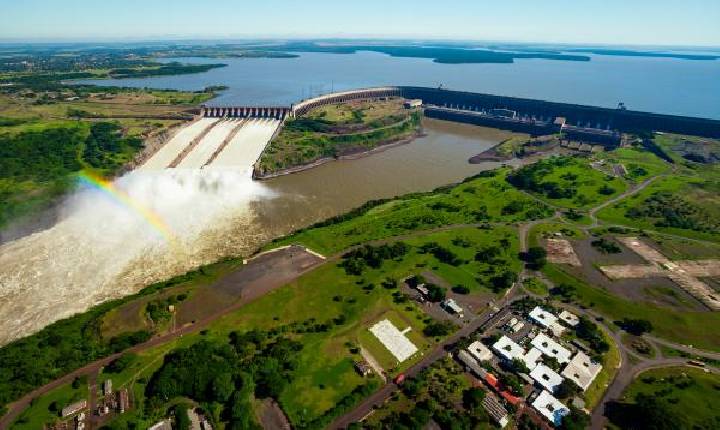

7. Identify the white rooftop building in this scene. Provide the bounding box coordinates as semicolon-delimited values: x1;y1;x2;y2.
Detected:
492;336;525;362
530;364;564;392
532;390;570;427
523;347;543;369
468;341;493;362
529;306;566;336
531;333;572;364
562;351;603;391
559;310;580;327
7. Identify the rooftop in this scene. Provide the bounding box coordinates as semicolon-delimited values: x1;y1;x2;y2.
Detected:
492;336;525;362
529;306;566;336
530;363;564;392
558;310;580;327
468;340;493;362
531;333;573;364
561;351;603;391
532;390;570;426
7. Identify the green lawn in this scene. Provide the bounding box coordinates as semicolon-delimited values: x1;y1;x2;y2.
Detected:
11;381;88;430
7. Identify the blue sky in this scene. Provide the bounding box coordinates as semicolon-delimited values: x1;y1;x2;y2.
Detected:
1;0;719;46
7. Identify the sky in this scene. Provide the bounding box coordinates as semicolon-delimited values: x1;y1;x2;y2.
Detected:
1;0;719;46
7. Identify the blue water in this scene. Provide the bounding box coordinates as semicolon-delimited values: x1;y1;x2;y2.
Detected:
78;51;720;119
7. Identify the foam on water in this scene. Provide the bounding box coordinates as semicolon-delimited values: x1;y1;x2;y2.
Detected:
0;168;274;345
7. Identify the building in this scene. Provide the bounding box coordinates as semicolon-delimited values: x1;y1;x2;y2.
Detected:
457;349;486;377
558;310;579;327
467;341;493;362
492;336;525;362
532;390;570;427
442;298;464;318
512;321;525;332
103;379;112;396
354;361;372;377
118;388;129;413
404;99;422;108
61;400;87;417
523;347;543;369
531;333;573;364
529;307;566;336
561;351;603;391
530;364;564;393
482;395;510;428
415;283;430;297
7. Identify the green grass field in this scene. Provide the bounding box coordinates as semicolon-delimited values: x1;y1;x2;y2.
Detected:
617;367;720;429
269;169;551;255
509;155;628;210
598;146;671;183
596;168;720;242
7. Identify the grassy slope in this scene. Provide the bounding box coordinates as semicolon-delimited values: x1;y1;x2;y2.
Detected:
268;168;551;255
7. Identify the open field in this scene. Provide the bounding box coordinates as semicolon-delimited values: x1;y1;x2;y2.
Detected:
256;98;422;175
596;146;671;183
611;367;720;429
508;155;628;210
596;167;720;242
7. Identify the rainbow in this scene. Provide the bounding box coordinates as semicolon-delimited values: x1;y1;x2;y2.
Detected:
77;171;175;243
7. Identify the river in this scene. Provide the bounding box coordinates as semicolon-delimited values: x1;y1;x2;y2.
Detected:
78;51;720;119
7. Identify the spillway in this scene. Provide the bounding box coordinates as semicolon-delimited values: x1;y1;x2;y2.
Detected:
175;119;242;169
140;117;219;170
208;119;280;173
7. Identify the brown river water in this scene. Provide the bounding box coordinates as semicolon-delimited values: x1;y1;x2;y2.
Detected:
0;119;517;345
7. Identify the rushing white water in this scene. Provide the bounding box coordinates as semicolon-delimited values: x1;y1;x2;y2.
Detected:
0;168;275;345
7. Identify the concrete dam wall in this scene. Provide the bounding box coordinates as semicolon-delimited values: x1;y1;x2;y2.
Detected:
289;86;720;138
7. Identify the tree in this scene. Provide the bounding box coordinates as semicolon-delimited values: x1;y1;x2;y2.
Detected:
555;379;580;400
559;406;590;430
106;353;136;373
491;271;518;293
524;246;547;269
618;318;653;336
426;284;446;302
174;405;191;430
462;387;486;411
452;285;470;295
423;321;455;337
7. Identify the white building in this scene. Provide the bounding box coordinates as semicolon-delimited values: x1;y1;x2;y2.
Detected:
523;347;543;369
468;341;493;362
531;333;572;364
562;351;603;391
529;306;566;336
530;364;564;392
559;310;580;327
442;298;464;318
532;390;570;427
492;336;525;362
